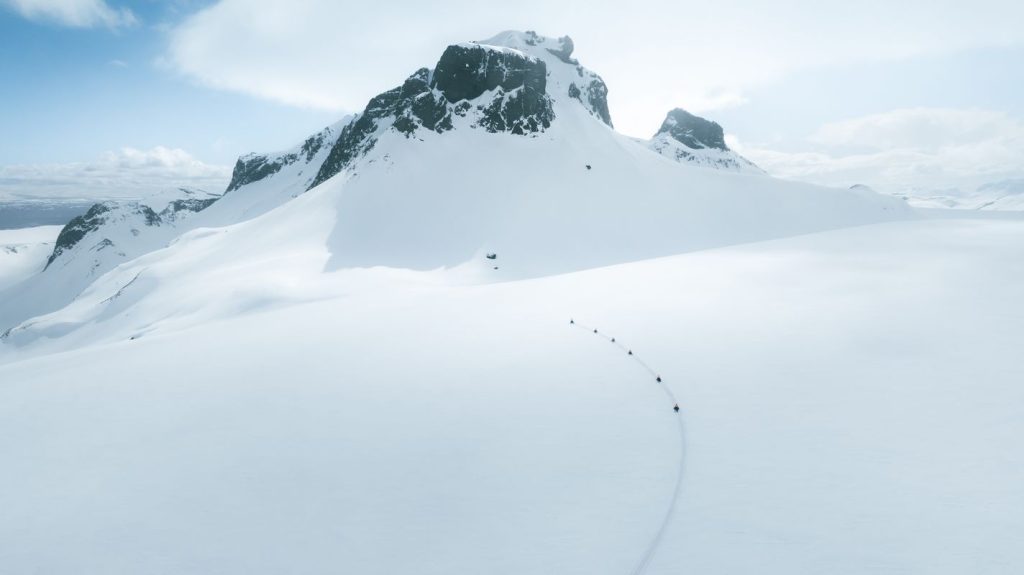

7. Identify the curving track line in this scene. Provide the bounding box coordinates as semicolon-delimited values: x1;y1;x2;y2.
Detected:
570;320;686;575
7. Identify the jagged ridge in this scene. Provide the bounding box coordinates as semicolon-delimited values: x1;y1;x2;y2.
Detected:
311;43;556;189
45;190;218;269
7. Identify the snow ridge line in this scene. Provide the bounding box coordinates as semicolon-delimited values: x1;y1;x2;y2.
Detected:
569;320;686;575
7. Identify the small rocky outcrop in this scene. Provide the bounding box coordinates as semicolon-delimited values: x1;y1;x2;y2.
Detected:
568;76;612;127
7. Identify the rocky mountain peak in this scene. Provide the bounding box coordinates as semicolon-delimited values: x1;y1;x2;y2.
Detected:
478;31;612;127
234;31;614;193
648;108;763;174
656;108;728;151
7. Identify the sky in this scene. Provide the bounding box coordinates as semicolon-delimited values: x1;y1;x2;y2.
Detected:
1;0;1022;200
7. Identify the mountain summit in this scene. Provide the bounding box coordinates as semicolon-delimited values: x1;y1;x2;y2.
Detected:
657;108;729;150
648;108;763;173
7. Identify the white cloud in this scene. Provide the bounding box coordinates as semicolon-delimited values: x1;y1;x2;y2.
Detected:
163;0;1024;137
0;147;231;200
2;0;136;28
809;108;1023;152
737;108;1024;192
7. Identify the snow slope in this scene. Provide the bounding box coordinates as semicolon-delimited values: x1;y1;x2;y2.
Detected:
0;134;912;352
0;225;61;291
648;132;764;173
1;216;1022;574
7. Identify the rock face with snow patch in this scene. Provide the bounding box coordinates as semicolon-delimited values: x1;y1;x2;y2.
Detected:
230;31;613;193
311;43;558;188
432;44;546;104
525;32;613;127
434;44;553;134
658;108;728;150
648;108;763;174
228;123;344;193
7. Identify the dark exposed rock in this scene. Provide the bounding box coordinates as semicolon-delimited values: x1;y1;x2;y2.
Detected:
311;68;453;189
226;154;295;193
139;205;160;227
567;77;612;128
311;44;555;189
478;86;554;134
300;130;330;162
432;44;547;104
656;108;728;150
584;78;612;127
649;108;763;173
225;123;343;194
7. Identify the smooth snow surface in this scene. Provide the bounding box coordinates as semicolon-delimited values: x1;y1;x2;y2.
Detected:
2;217;1023;574
0;225;61;290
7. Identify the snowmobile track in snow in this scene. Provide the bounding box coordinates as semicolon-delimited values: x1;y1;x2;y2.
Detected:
570;320;686;575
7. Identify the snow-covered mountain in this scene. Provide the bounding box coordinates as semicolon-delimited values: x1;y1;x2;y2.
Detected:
0;30;910;351
2;30;1024;575
647;108;764;174
0;188;220;333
